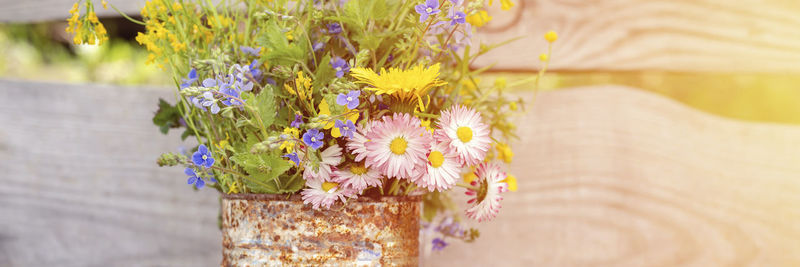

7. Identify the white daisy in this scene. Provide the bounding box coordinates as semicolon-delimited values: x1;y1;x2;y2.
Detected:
334;163;383;192
435;105;491;166
465;162;508;222
364;113;433;179
301;178;356;210
303;144;342;182
411;140;461;191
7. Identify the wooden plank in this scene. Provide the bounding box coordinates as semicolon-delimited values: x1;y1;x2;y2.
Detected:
476;0;800;72
5;0;800;72
427;86;800;266
0;80;222;266
2;80;800;266
0;0;143;23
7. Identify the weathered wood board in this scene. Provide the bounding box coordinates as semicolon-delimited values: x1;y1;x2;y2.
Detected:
1;80;799;266
3;0;800;72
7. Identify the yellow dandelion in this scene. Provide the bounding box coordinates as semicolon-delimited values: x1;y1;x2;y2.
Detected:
350;63;446;109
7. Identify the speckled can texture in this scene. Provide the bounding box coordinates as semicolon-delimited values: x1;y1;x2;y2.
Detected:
221;194;421;266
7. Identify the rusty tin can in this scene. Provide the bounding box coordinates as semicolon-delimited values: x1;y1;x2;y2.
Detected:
221;194;421;266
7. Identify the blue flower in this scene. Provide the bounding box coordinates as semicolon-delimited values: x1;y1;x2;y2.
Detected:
200;91;221;114
335;119;356;139
415;0;441;22
336;90;360;109
220;86;243;106
447;8;466;25
327;23;342;34
432;238;448;251
180;69;198;89
192;144;215;168
240;46;261;57
302;129;325;150
283;152;300;166
330;57;350;78
291;113;303;128
185;167;205;189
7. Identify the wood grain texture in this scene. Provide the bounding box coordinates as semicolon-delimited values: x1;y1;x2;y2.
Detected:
0;80;221;266
2;81;800;266
427;86;800;266
475;0;800;72
5;0;800;72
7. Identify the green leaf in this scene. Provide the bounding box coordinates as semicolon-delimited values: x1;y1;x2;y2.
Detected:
152;98;182;135
313;54;334;90
230;151;292;194
257;20;307;66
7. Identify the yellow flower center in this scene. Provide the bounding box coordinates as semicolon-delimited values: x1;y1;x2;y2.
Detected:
428;151;444;168
350;165;368;175
457;126;473;143
390;137;408;155
321;182;338;192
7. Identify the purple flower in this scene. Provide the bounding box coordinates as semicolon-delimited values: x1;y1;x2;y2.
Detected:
180;69;198;89
291;114;303;128
447;8;466;25
192;144;215;168
302;129;325;150
220;86;243;106
415;0;441;22
313;42;325;52
240;46;261;57
283;152;300;166
336;90;360;109
432;238;448;251
330;57;350;78
335;120;356;139
327;23;342;34
185;167;205;189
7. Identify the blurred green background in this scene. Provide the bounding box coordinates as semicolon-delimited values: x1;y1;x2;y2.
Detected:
2;21;799;125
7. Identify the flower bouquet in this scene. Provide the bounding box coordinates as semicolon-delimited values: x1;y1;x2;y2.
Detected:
68;0;555;264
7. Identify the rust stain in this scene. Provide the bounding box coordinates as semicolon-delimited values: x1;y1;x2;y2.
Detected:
221;194;421;266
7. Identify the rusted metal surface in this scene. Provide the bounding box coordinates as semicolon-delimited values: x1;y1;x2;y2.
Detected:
221;194;421;266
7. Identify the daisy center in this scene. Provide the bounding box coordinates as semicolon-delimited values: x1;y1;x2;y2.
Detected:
428;151;444;168
457;126;473;143
350;165;368;175
389;137;408;155
321;182;339;192
475;180;489;202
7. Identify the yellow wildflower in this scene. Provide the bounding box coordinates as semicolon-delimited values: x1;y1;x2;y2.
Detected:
509;101;518;111
318;99;334;129
227;180;241;194
466;10;492;27
285;30;294;41
501;0;515;10
172;2;183;11
501;175;518;192
463;167;477;183
545;30;558;43
539;53;549;62
494;77;507;91
420;119;435;133
350;64;446;109
215;133;231;150
496;143;514;163
101;0;108;9
280;127;300;152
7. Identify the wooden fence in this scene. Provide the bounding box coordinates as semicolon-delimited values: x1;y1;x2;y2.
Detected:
1;0;800;266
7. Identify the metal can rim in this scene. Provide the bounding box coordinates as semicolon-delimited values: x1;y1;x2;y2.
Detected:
222;193;422;203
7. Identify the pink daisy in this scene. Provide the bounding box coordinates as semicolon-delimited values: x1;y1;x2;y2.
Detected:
411;140;461;191
347;121;373;162
364;113;433;179
303;144;342;182
465;162;508;222
301;178;356;210
435;105;491;166
334;163;383;192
